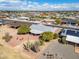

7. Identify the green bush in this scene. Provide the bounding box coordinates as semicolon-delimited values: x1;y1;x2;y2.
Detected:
76;20;79;25
62;36;67;44
17;24;30;34
31;41;40;52
23;41;40;52
53;33;59;39
58;36;67;44
55;18;61;25
39;40;44;46
23;42;33;51
58;38;62;43
40;32;54;42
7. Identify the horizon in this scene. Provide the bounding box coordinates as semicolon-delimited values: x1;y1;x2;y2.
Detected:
0;0;79;11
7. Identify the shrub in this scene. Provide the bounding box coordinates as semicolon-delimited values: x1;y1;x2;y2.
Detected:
58;36;67;44
40;32;53;42
62;36;67;44
23;42;33;51
23;41;40;53
55;18;61;25
53;33;59;39
39;40;44;46
17;24;30;34
58;38;62;43
31;41;40;52
2;33;12;42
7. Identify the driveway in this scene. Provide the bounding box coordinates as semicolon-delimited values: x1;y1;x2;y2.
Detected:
37;40;79;59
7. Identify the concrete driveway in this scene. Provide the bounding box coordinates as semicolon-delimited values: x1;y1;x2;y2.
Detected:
37;40;79;59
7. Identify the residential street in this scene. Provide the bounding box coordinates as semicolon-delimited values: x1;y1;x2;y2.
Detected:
37;40;79;59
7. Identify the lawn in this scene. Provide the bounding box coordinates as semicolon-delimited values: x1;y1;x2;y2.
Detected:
0;44;29;59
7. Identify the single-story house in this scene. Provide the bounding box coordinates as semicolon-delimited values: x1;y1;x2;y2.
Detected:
9;14;17;19
10;21;21;28
60;29;79;37
9;21;29;28
66;35;79;44
18;17;30;20
0;19;3;25
41;19;55;25
30;24;59;34
0;19;5;25
60;29;79;44
61;18;77;25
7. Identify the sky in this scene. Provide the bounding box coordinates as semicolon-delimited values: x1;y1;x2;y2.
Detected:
0;0;79;11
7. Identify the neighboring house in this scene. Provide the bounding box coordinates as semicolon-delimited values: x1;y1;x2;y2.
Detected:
30;24;59;34
61;18;77;25
66;35;79;44
0;19;5;25
60;29;79;37
0;19;3;25
41;19;55;25
60;29;79;44
10;21;21;28
9;21;28;28
18;17;30;20
9;14;17;19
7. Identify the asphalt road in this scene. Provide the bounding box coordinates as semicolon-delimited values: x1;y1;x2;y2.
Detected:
37;40;79;59
3;19;79;30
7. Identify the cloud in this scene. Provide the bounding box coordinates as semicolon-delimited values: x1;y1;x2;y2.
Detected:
0;0;20;2
0;0;79;11
25;2;79;11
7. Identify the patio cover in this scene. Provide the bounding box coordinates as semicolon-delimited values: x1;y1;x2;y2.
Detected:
66;35;79;44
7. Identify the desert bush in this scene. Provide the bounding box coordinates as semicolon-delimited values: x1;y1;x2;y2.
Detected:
40;32;54;42
17;24;30;34
3;33;12;42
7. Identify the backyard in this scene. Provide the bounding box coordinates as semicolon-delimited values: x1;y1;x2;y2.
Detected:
0;24;79;59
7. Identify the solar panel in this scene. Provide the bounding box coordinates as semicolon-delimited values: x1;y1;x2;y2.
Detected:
62;29;79;37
